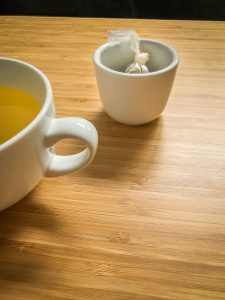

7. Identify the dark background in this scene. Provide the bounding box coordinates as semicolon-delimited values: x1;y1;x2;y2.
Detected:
0;0;225;20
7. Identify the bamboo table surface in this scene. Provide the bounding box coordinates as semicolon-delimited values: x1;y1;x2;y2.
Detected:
0;16;225;300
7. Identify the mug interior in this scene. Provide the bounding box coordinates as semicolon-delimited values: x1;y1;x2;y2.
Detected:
0;58;52;148
0;58;47;106
99;39;177;73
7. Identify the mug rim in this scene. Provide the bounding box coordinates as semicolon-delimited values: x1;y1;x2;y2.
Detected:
0;57;52;150
93;38;180;77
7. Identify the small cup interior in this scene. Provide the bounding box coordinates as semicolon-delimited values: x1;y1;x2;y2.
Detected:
99;39;176;73
0;59;47;106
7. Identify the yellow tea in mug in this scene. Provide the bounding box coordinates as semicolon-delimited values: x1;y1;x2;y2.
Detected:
0;86;41;144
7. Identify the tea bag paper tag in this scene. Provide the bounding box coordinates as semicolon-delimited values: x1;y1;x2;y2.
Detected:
108;30;150;74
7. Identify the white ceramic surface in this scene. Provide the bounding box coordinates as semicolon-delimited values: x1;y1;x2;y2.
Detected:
0;58;98;211
94;39;179;125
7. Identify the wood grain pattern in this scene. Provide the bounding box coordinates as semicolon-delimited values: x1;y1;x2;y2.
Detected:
0;17;225;300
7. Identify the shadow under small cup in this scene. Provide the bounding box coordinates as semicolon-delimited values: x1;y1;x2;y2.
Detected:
93;39;179;125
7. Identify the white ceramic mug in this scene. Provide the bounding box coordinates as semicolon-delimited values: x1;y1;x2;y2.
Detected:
94;39;179;125
0;58;98;211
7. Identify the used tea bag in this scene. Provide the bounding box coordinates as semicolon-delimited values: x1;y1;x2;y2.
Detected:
108;30;150;74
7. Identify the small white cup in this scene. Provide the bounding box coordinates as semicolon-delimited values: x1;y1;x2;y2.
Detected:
94;39;179;125
0;58;98;211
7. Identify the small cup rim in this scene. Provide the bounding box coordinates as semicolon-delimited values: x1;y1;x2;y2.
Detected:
93;38;180;77
0;57;52;151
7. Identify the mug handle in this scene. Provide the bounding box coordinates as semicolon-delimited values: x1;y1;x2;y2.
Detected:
44;118;98;177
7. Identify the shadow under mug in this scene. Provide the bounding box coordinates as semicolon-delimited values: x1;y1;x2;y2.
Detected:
0;57;98;211
93;39;179;125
